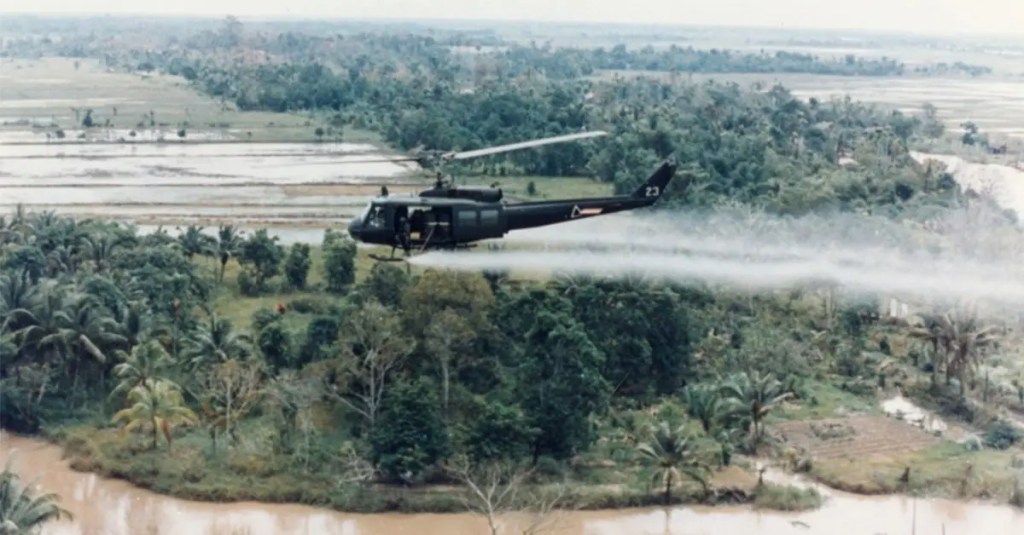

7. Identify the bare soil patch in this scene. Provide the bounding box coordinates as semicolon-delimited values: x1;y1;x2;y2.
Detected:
775;414;941;460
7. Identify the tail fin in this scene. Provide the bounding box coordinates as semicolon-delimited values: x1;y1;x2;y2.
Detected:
631;160;678;200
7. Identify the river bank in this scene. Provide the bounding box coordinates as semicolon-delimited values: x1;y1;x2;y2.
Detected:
40;425;770;514
3;431;1023;535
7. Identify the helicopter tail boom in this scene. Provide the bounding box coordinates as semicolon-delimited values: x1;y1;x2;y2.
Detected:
631;159;678;202
503;160;679;232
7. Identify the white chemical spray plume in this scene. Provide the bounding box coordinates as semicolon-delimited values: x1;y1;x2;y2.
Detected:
408;208;1024;313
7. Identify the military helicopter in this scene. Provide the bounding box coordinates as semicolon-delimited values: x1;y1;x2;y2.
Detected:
330;131;684;261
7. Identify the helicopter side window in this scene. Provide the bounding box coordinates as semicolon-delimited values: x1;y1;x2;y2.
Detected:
480;209;498;226
457;210;478;227
365;204;387;229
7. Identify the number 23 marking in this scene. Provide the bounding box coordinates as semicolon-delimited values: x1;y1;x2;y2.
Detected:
645;186;660;197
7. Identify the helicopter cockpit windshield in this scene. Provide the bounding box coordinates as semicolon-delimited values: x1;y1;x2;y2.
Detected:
362;203;387;229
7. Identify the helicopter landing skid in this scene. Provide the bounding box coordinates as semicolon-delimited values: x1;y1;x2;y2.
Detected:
368;254;406;263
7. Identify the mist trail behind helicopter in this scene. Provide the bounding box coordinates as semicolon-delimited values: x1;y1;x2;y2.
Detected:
407;209;1024;314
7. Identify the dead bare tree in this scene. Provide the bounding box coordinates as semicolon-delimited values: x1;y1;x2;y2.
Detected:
194;358;264;453
334;441;377;486
446;455;569;535
447;456;531;535
520;484;568;535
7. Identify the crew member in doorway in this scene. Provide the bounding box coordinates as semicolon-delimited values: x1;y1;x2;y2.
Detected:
397;215;412;251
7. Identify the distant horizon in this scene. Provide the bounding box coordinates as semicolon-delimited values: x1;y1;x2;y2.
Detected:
1;11;1022;42
1;0;1022;39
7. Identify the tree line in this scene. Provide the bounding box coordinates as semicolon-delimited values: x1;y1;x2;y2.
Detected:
39;26;960;218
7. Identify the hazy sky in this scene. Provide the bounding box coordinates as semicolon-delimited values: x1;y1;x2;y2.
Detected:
1;0;1022;36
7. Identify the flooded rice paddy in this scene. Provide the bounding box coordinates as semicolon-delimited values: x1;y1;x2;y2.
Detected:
0;142;423;235
678;74;1024;140
3;431;1023;535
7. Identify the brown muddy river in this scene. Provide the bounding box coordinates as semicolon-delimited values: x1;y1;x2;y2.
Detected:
2;432;1022;535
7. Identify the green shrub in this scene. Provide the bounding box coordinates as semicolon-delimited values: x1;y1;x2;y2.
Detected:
251;308;280;332
237;269;260;296
753;483;823;511
984;421;1022;450
962;435;984;451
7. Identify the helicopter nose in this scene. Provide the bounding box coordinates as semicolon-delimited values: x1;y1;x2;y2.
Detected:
347;218;361;240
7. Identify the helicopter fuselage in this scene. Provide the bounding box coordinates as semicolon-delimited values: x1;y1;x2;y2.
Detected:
346;160;680;254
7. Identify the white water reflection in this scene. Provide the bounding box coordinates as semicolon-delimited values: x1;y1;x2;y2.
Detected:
0;142;414;230
882;394;949;434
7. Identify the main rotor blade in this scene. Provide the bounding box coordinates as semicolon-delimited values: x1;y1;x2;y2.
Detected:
443;131;608;161
267;156;423;168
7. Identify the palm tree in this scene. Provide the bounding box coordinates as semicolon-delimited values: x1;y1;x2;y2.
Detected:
944;314;999;398
0;274;37;324
4;283;72;368
6;286;123;389
682;383;729;434
913;308;1000;397
177;225;213;260
0;459;72;533
183;312;251;370
110;339;175;403
112;379;197;449
549;272;593;297
58;292;125;365
28;215;83;276
206;225;245;283
24;211;59;243
0;207;27;246
79;230;127;274
112;301;153;350
636;421;710;504
43;244;77;277
720;371;792;445
909;312;952;387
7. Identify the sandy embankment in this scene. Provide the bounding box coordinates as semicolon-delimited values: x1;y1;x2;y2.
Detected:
911;151;1024;215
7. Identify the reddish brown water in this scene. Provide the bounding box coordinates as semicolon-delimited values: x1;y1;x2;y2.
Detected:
3;432;1023;535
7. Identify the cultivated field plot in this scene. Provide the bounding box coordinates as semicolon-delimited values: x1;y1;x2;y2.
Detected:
774;415;942;460
0;57;330;143
0;57;611;239
0;141;422;234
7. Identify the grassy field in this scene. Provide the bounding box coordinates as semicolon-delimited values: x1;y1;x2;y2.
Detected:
810;441;1021;501
0;57;381;144
204;245;382;331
